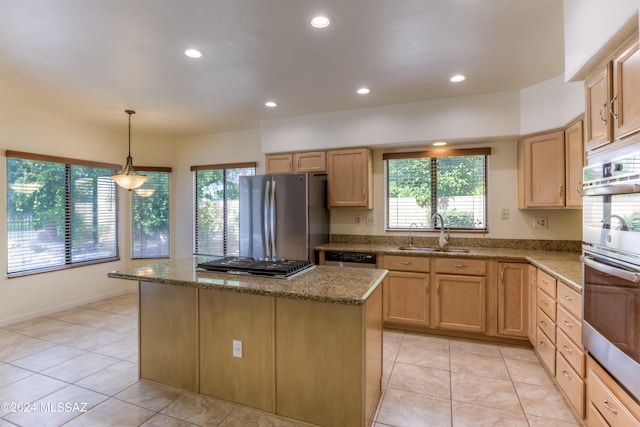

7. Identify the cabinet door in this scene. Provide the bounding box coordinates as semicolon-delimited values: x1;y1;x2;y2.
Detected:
293;151;326;173
519;131;565;208
584;65;612;151
497;262;528;338
612;36;640;140
434;274;486;333
383;271;429;326
528;265;537;343
564;119;584;208
327;148;372;208
265;154;293;174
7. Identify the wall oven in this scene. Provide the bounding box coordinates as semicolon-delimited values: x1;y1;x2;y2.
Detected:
582;150;640;402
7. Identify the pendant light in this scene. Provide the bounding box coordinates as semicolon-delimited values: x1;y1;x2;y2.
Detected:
112;110;147;190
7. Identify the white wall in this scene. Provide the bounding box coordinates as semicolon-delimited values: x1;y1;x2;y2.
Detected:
262;91;522;153
173;128;263;259
0;106;174;325
564;0;639;81
329;140;582;241
520;75;585;134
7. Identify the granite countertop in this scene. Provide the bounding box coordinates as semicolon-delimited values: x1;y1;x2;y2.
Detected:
317;243;583;292
108;257;388;306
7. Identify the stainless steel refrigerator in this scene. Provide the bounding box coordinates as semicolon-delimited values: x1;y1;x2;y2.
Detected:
239;173;329;262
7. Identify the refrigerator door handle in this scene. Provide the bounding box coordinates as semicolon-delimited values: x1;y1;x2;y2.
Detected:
264;179;271;259
270;179;277;259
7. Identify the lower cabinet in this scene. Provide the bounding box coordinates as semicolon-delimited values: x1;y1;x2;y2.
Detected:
384;271;430;326
434;273;486;333
587;356;640;427
497;262;529;338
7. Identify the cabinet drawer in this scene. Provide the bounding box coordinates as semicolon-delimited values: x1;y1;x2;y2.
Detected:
588;367;640;427
556;328;585;377
557;281;582;320
383;256;430;272
537;269;557;298
537;287;556;321
557;305;582;347
588;402;611;427
556;353;585;418
537;307;556;342
435;258;486;276
536;327;556;375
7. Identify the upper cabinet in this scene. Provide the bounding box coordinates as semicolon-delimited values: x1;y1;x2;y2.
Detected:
584;33;640;153
265;151;326;174
518;119;584;209
326;148;373;208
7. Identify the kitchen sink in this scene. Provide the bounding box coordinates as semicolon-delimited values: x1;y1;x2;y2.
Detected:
397;246;470;253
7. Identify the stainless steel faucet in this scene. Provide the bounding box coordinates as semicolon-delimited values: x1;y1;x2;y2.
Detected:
430;213;450;249
408;223;418;247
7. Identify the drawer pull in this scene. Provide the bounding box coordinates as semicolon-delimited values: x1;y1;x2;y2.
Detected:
561;370;572;380
539;340;546;346
453;263;465;268
540;319;547;326
540;299;548;305
563;294;573;302
562;345;572;353
562;320;572;327
542;279;549;284
400;261;411;265
603;400;618;415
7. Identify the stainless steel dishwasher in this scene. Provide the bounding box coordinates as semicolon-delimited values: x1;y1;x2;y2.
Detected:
324;251;377;268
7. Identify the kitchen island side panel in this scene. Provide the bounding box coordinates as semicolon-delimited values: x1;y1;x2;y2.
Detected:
139;281;198;392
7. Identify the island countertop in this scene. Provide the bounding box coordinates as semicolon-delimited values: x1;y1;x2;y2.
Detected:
108;257;388;306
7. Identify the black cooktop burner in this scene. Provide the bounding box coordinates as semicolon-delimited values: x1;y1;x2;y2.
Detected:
197;257;315;279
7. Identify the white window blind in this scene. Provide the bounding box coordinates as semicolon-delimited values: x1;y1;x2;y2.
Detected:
131;168;171;259
384;148;490;231
192;162;255;256
6;151;119;276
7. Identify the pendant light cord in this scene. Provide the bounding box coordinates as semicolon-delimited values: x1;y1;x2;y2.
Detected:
125;109;135;157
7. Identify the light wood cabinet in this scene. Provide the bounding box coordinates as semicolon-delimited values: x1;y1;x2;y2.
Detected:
265;151;327;174
434;258;487;334
381;255;430;327
534;268;557;375
327;147;373;208
265;153;293;174
527;265;537;343
565;118;585;208
584;32;640;154
587;356;640;427
585;64;613;151
497;262;529;338
519;130;565;208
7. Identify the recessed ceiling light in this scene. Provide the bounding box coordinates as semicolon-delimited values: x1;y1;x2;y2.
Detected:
310;15;331;29
449;74;466;83
185;49;203;58
356;87;370;95
265;101;278;108
433;141;448;146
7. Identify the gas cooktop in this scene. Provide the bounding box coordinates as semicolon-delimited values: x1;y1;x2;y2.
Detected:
197;257;315;279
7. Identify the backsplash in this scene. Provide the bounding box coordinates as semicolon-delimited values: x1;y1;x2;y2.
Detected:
330;234;581;252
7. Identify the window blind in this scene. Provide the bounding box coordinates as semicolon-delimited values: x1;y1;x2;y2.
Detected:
131;168;171;259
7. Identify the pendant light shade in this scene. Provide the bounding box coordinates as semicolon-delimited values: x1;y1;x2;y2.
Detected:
112;110;147;190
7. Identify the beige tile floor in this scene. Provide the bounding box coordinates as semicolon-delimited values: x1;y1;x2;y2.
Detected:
0;293;582;427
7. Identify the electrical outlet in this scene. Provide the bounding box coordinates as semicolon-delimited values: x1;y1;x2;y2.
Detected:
355;215;361;224
232;340;243;358
366;213;376;226
499;208;509;220
534;217;548;229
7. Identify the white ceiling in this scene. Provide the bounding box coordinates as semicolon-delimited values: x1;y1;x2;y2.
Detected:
0;0;565;137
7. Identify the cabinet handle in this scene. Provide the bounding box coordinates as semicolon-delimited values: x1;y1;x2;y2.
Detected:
539;340;546;346
542;279;549;284
540;319;547;326
453;264;465;268
362;190;365;200
576;181;582;196
562;370;572;380
609;95;618;120
540;299;548;305
563;320;572;327
425;281;429;291
297;158;301;168
562;345;572;353
603;400;618;415
400;261;411;265
500;271;504;281
437;282;440;293
563;294;573;302
599;103;608;124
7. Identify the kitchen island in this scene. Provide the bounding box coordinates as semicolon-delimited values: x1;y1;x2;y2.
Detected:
108;257;387;427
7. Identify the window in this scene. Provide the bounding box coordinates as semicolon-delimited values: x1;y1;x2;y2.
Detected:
131;168;171;259
384;148;490;231
6;151;119;276
192;162;256;256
